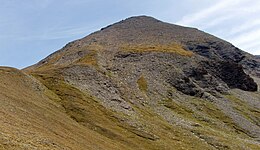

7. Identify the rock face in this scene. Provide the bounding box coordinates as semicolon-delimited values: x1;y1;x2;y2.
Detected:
26;16;258;93
201;60;257;91
186;41;260;78
2;16;260;149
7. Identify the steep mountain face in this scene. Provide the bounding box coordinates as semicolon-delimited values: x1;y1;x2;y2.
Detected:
26;16;258;92
1;16;260;149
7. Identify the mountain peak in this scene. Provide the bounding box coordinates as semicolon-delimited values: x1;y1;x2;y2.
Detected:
5;16;260;149
91;15;210;48
26;16;259;78
121;15;161;23
99;15;162;32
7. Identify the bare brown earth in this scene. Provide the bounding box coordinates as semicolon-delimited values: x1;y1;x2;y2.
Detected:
1;16;260;149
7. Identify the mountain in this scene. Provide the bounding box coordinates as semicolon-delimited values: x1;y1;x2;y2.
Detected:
2;16;260;150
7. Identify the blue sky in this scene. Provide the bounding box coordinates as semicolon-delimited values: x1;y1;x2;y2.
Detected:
0;0;259;68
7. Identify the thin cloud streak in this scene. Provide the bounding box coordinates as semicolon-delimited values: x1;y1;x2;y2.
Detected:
176;0;249;26
228;20;260;36
202;14;236;30
175;0;260;55
230;28;260;46
17;27;97;41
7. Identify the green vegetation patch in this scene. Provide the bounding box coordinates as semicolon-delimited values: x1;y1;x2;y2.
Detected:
159;97;257;149
225;94;260;127
77;50;98;67
161;98;193;116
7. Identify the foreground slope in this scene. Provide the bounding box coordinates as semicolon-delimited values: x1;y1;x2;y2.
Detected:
2;16;260;149
0;67;129;150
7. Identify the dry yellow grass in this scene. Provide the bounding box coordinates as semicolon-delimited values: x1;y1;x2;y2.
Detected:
2;66;259;150
121;43;193;56
0;67;129;150
29;68;216;150
77;50;98;66
25;43;103;73
137;75;148;92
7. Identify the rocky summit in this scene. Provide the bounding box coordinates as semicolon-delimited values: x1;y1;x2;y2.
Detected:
1;16;260;150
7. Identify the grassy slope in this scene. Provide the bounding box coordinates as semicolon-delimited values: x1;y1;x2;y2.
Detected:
28;65;260;150
0;67;129;150
21;41;260;149
2;43;259;149
1;65;259;149
30;69;213;150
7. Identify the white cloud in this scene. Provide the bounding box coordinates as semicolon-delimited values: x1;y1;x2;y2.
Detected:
176;0;249;26
175;0;260;55
230;28;260;46
14;25;99;41
202;14;236;29
228;20;260;36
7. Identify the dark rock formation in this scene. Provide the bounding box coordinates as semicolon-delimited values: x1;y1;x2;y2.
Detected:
202;60;257;91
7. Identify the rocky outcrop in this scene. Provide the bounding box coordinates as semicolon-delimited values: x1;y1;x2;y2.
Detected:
185;59;258;92
203;60;257;91
185;41;260;78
